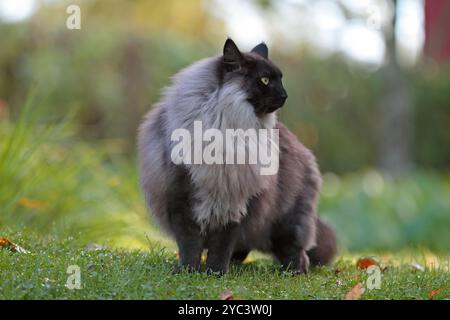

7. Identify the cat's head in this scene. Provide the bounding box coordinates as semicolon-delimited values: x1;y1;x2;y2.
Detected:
220;38;288;115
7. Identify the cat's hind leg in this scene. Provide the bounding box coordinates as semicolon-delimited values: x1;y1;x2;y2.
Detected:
270;197;317;274
307;218;337;267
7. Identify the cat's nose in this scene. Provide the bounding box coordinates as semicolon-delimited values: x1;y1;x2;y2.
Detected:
280;91;288;101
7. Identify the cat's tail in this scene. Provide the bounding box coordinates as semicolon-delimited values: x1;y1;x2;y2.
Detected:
307;218;337;266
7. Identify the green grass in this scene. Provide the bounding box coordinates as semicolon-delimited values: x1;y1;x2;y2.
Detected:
0;231;448;300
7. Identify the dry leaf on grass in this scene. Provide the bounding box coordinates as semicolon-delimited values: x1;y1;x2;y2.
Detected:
356;257;379;269
345;283;365;300
428;288;444;300
220;290;234;300
0;237;30;254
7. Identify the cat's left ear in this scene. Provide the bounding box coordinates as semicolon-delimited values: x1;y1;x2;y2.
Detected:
251;42;269;59
223;38;244;72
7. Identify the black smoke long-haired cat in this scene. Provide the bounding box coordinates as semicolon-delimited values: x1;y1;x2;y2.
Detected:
138;38;336;274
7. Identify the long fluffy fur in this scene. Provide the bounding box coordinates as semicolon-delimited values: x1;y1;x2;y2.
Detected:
138;54;336;268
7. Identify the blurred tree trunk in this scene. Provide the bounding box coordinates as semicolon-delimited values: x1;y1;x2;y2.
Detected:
120;37;147;150
377;0;412;176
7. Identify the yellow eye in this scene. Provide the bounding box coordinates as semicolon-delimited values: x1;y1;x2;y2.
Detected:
261;77;270;85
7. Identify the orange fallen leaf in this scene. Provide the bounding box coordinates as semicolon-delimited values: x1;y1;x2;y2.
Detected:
345;283;365;300
0;237;30;254
357;257;379;269
220;290;234;300
428;288;444;300
18;197;45;209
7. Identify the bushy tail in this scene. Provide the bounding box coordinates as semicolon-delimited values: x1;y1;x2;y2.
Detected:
307;219;337;266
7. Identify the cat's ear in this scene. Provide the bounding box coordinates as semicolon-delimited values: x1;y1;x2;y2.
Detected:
223;38;243;72
251;42;268;59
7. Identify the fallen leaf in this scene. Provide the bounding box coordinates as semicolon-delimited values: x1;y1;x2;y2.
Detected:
18;197;45;209
220;290;234;300
334;268;342;275
356;257;379;269
428;288;444;300
0;237;30;254
345;283;365;300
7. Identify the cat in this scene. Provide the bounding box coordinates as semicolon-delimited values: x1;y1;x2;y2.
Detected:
138;38;336;274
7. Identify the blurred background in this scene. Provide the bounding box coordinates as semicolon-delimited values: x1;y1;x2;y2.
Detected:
0;0;449;252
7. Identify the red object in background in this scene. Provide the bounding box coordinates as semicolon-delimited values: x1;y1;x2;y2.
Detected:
424;0;450;62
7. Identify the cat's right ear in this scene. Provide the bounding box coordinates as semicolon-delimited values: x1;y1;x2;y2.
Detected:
223;38;243;72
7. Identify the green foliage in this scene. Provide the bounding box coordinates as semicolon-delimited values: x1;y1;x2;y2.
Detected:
0;94;169;249
413;65;450;169
0;9;218;143
320;171;450;252
278;54;379;173
1;14;450;173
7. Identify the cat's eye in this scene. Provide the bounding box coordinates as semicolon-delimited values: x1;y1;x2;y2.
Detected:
261;77;270;85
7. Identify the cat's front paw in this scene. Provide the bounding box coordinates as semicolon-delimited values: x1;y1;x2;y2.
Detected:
294;250;310;275
206;268;226;277
205;259;230;277
281;250;310;275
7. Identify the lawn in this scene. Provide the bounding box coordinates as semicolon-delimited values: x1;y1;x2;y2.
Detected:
0;231;448;300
